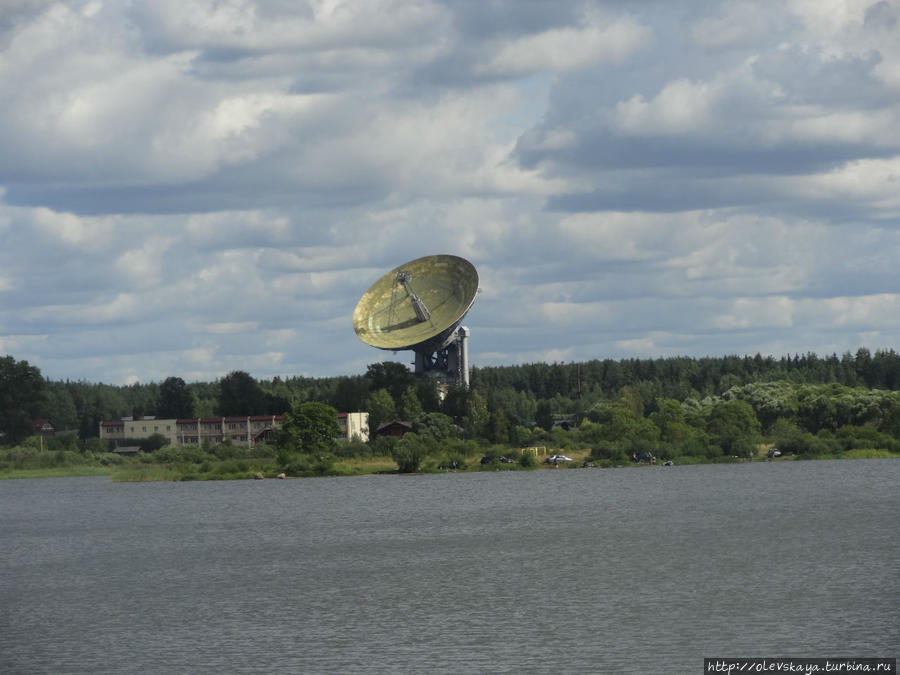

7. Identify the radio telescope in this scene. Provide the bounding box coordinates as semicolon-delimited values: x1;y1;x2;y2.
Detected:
353;254;478;387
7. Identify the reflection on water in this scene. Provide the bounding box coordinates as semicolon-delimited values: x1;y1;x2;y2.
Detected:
1;459;898;674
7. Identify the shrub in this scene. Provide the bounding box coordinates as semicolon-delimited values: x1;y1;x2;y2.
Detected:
392;434;433;473
518;450;538;468
371;435;398;456
211;443;242;460
335;438;371;458
283;453;336;477
590;441;624;462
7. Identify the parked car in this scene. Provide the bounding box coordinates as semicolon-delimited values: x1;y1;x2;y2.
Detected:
767;448;782;458
481;455;517;465
546;454;573;463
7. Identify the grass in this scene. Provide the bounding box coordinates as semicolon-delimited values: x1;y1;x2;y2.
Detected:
336;455;399;475
110;465;186;482
841;448;898;459
3;444;897;482
0;465;112;480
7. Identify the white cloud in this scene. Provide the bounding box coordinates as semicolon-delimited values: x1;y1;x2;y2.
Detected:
0;1;898;384
205;322;259;335
0;275;15;292
115;237;176;288
185;211;292;246
184;346;216;365
616;336;656;352
136;0;445;52
713;297;797;330
781;156;900;216
616;79;715;135
31;208;118;250
25;293;141;325
691;1;782;49
479;13;652;76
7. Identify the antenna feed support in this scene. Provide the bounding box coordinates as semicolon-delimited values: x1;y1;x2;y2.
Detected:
396;269;431;322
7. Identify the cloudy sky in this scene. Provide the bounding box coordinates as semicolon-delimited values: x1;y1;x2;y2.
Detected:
1;0;899;385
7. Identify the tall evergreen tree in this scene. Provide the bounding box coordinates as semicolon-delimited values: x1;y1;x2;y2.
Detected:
157;377;195;419
0;356;45;443
218;371;267;416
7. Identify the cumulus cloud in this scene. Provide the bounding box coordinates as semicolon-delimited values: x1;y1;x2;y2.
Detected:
477;13;653;77
1;0;898;384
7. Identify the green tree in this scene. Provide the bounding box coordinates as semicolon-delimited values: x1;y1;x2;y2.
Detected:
415;379;442;413
365;362;415;402
42;383;78;432
463;389;489;438
365;388;396;436
397;385;423;420
0;356;46;444
598;406;660;445
413;412;458;441
487;408;511;444
218;371;267;416
650;398;694;443
157;377;195;419
392;433;434;473
535;400;553;432
722;381;799;431
705;399;761;455
333;376;370;413
615;385;645;419
282;401;340;456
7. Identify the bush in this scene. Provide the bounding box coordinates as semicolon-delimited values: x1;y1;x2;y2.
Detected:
731;437;757;458
392;434;434;473
371;435;398;456
283;453;336;477
590;441;627;462
335;438;371;458
98;453;127;466
150;446;211;465
835;425;900;452
842;449;896;459
518;450;538;468
211;443;243;460
247;442;276;458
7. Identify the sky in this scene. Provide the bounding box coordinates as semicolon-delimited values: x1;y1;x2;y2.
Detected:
1;0;899;385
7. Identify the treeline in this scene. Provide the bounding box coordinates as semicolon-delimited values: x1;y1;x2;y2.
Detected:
3;349;900;457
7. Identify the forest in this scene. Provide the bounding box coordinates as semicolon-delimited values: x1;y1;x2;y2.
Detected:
2;348;900;468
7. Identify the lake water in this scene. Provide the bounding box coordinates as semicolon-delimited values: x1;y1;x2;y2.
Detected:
1;459;897;674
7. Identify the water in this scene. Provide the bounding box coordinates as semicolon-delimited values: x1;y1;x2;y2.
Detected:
1;460;897;674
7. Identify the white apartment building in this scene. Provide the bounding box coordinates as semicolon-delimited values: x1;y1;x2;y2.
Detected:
100;411;368;448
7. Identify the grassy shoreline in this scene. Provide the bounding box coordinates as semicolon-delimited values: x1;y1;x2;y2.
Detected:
2;448;897;481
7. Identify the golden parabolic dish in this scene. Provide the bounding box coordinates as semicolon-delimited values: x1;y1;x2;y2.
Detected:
353;255;478;351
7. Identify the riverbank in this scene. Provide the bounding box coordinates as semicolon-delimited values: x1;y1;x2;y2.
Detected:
2;447;897;481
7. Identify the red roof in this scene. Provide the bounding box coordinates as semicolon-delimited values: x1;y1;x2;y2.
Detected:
100;415;288;426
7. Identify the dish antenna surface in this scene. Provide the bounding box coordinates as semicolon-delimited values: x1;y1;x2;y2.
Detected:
353;254;478;387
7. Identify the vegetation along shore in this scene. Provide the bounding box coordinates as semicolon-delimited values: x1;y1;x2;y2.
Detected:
2;350;900;481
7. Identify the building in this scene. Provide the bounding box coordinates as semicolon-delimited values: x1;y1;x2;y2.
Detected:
100;411;369;448
338;412;369;443
100;415;285;448
32;419;56;436
374;420;413;437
